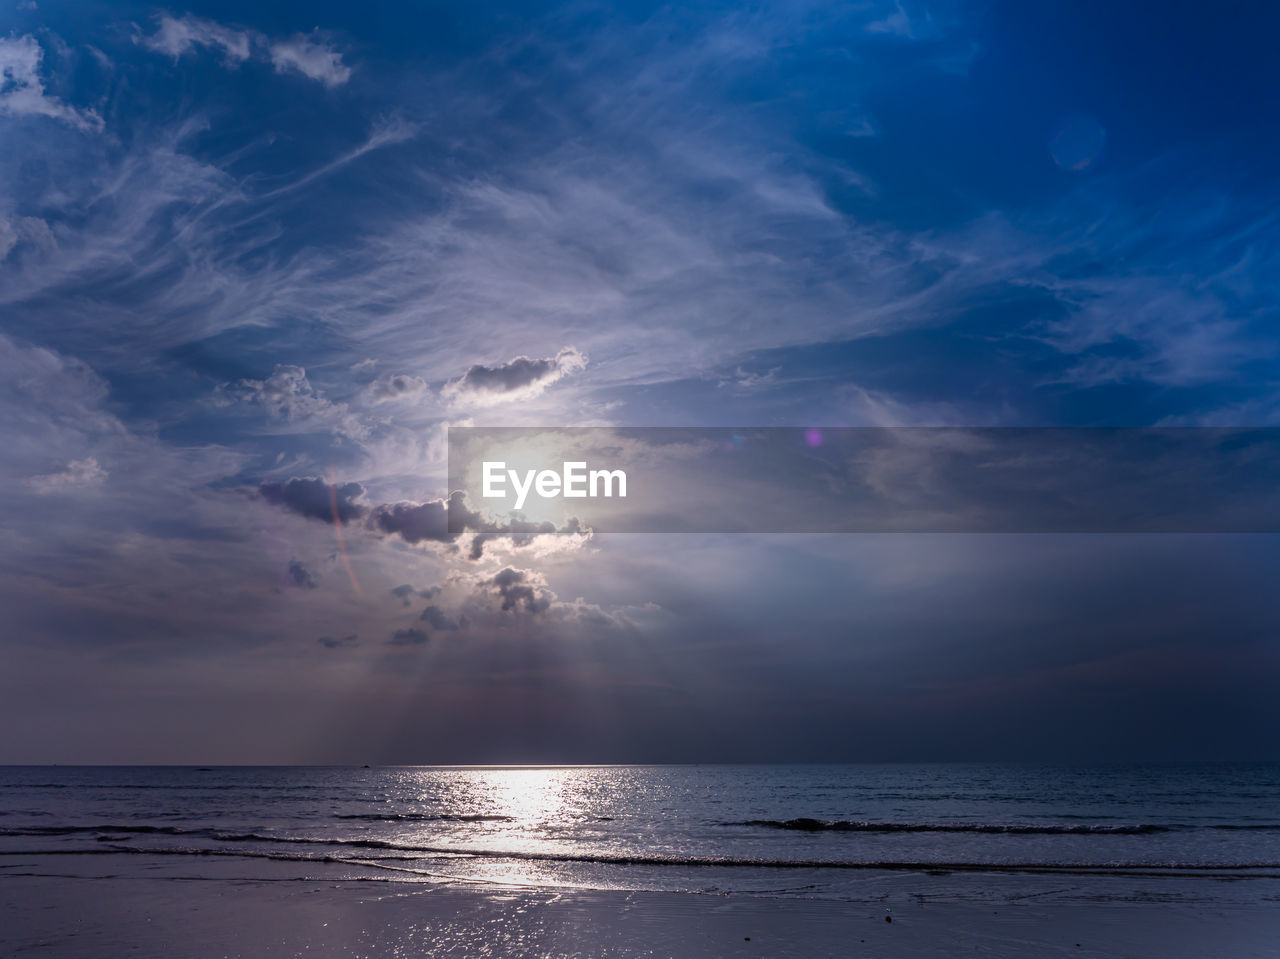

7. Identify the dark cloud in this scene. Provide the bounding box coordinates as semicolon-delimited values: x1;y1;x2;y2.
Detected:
317;634;358;648
442;347;585;405
368;373;427;403
260;476;366;524
368;493;461;545
370;491;586;559
391;583;441;606
257;483;584;561
387;627;430;646
419;604;459;630
456;355;559;392
287;559;317;589
489;567;552;613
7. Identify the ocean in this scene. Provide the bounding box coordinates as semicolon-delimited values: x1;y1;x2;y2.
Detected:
3;763;1279;908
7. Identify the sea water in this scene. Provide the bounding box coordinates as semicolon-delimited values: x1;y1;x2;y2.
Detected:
2;764;1278;904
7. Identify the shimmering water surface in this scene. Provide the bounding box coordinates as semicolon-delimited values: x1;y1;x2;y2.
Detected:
3;764;1278;901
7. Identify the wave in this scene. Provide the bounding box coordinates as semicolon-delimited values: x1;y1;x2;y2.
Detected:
7;819;1280;849
333;813;514;823
0;782;328;791
2;841;1278;879
3;824;1280;877
730;819;1175;835
8;819;1280;850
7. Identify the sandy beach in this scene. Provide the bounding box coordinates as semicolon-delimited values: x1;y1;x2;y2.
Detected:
4;856;1280;958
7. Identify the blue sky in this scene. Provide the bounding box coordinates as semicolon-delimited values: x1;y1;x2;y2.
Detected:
1;0;1278;762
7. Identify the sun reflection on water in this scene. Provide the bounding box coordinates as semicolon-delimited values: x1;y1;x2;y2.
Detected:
402;767;586;888
488;768;573;832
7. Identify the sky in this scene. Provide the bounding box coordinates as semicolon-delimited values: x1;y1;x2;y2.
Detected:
1;0;1279;763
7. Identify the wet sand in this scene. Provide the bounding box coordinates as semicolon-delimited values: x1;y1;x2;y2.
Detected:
3;858;1279;958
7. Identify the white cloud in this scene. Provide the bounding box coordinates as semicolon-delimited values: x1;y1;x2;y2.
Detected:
269;33;351;88
139;16;352;88
0;35;103;132
29;457;107;493
217;364;368;439
141;14;252;63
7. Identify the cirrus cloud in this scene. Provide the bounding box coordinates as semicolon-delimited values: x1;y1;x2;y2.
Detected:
140;14;351;87
140;13;251;63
